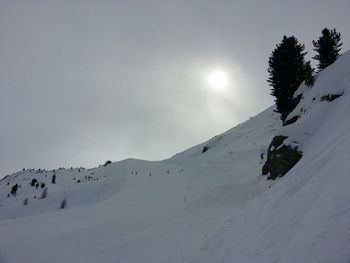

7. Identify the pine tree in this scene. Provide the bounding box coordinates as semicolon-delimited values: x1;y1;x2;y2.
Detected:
304;61;314;86
268;36;313;121
313;28;342;71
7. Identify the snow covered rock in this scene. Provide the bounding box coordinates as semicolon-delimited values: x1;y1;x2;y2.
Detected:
262;135;302;179
263;50;350;180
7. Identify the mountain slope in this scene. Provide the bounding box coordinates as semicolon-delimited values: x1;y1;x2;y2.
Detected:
1;51;350;263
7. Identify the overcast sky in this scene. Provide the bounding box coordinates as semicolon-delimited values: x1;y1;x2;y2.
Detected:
1;0;349;178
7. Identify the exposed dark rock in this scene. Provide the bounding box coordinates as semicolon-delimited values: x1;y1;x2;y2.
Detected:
104;160;112;166
320;93;343;102
284;115;299;126
260;152;264;161
262;136;302;180
202;146;209;153
10;184;18;196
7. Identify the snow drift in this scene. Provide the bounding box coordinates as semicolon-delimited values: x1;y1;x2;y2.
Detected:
1;51;350;263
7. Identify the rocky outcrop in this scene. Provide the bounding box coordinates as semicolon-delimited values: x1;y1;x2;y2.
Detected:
202;145;209;153
262;136;302;180
320;92;344;102
283;115;299;126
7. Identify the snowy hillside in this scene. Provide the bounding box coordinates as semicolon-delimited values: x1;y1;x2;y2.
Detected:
1;51;350;263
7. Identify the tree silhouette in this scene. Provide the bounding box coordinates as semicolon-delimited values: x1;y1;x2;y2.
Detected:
268;36;313;120
313;28;342;71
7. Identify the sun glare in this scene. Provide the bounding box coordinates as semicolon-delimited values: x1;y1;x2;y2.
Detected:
207;69;229;90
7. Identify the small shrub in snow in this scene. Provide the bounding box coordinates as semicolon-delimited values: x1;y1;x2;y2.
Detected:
60;198;67;209
10;184;18;196
104;160;112;166
41;183;45;189
40;187;48;199
30;178;37;187
202;146;209;153
52;174;56;184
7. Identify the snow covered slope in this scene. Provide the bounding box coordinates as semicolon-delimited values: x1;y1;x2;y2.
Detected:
1;51;350;263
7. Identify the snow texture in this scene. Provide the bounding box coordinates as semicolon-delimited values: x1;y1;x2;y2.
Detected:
1;51;350;263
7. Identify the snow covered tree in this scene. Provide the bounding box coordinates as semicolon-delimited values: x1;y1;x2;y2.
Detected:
268;36;313;121
313;28;342;71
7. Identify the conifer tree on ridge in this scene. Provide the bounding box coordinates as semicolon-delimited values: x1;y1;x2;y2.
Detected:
268;36;313;121
313;28;342;71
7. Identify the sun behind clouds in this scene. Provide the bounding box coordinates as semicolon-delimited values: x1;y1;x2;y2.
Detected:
207;69;229;91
